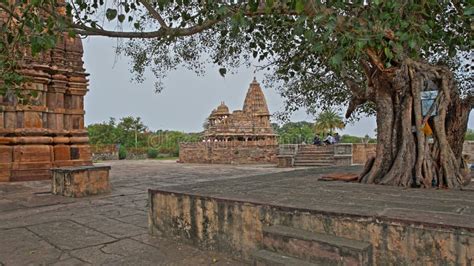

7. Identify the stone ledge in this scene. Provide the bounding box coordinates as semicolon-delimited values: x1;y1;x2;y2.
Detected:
52;165;111;197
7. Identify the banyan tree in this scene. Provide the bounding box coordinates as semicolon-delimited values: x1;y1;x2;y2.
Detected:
0;1;472;187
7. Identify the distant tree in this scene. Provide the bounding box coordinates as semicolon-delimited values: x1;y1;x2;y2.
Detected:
277;121;314;144
466;129;474;141
271;123;280;133
117;116;148;148
87;118;118;145
314;110;345;135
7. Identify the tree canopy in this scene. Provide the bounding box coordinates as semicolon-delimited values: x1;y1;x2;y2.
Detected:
0;0;472;116
314;109;344;135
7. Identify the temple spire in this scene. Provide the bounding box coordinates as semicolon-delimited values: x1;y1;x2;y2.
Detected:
243;78;270;116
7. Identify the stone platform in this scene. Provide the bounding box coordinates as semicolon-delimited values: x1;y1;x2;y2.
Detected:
149;166;474;265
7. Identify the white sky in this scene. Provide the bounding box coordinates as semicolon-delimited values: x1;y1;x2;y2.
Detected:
82;37;473;137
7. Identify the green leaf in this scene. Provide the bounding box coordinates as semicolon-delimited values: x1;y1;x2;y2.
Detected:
408;39;416;49
384;47;393;59
295;0;305;13
134;22;140;30
464;6;474;16
218;68;227;77
118;14;126;23
106;8;118;21
330;53;343;66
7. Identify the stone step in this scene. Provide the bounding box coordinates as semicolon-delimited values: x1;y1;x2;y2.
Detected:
297;148;334;151
262;225;372;266
293;163;334;167
296;153;334;156
252;249;317;266
294;159;335;163
295;156;334;159
295;156;334;162
296;153;334;157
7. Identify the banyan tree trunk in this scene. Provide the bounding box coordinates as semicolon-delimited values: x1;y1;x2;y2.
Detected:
357;59;472;188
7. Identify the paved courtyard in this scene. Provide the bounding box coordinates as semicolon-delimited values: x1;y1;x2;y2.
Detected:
0;160;293;265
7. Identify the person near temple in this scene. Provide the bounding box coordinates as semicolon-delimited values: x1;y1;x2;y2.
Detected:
324;134;336;145
334;133;341;144
313;134;322;146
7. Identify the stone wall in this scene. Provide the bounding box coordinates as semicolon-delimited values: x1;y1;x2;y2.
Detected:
91;145;118;161
464;141;474;163
149;190;473;265
352;144;377;165
179;142;278;164
91;145;151;160
352;142;474;165
126;148;148;160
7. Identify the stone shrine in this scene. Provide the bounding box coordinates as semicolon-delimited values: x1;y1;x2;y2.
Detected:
204;78;277;144
179;78;278;164
0;4;96;181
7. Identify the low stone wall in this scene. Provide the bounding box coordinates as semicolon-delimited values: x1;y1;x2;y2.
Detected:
352;144;377;165
91;145;149;160
91;145;118;161
464;141;474;163
352;141;474;165
179;142;278;164
149;190;473;265
126;148;148;160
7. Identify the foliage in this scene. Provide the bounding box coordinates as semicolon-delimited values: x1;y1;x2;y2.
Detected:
275;121;314;144
87;118;118;145
87;116;202;156
314;109;345;135
0;1;471;118
118;145;127;160
116;116;148;148
87;116;149;148
340;134;362;144
147;148;159;159
340;134;376;144
466;129;474;141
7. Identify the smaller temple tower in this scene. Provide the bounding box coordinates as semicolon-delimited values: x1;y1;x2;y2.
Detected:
203;78;277;144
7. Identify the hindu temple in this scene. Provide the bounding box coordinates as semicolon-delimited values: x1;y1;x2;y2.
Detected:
204;78;277;144
0;3;95;181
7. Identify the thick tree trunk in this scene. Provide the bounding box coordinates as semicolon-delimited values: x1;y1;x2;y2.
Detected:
356;60;471;188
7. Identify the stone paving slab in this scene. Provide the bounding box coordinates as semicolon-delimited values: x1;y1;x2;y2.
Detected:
27;220;117;250
0;160;291;265
0;228;63;265
153;165;474;231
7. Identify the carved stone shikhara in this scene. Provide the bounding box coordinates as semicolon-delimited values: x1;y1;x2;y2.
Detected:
0;6;99;181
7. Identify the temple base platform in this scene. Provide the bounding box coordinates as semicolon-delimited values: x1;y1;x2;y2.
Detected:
148;166;474;265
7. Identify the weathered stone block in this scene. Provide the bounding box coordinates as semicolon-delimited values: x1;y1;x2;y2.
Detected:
276;155;294;168
52;165;111;197
334;155;352;166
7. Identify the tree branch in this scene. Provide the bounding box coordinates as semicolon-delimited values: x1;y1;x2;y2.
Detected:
136;0;168;29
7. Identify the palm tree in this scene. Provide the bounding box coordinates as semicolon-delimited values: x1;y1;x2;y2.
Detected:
314;110;345;136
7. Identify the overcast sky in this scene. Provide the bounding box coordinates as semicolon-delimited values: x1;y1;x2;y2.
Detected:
82;37;473;137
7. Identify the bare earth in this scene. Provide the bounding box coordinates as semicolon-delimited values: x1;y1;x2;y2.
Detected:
0;160;293;266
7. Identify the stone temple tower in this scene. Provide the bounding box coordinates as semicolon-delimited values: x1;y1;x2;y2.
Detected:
0;3;94;181
204;78;277;144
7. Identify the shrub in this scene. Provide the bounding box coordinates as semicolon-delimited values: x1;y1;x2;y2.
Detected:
118;146;127;160
147;148;159;159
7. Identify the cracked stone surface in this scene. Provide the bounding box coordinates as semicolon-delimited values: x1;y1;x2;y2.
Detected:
0;160;293;265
